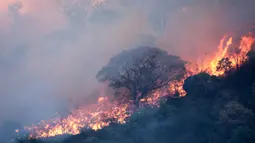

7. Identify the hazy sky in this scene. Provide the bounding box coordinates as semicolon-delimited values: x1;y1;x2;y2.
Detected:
0;0;254;125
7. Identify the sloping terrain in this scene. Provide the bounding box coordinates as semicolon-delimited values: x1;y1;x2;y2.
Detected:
18;52;255;143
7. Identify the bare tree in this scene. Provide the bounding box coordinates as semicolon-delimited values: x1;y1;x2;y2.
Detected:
55;0;102;26
8;2;22;18
96;47;186;106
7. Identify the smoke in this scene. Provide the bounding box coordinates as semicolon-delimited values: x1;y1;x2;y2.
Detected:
157;0;255;62
0;0;156;125
0;0;255;126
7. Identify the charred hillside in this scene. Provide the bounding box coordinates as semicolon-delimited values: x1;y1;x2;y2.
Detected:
18;51;255;143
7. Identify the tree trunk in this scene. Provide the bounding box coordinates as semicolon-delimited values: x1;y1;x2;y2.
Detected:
131;86;139;107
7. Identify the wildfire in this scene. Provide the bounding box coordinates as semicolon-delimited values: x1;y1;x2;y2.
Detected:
25;96;134;138
24;33;255;138
192;34;255;76
168;74;190;97
167;34;255;96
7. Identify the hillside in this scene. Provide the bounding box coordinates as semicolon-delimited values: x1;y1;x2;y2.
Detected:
17;51;255;143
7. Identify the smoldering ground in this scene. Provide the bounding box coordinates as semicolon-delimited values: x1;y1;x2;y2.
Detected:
0;0;255;128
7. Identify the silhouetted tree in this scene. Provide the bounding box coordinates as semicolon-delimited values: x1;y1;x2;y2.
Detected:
216;57;232;73
96;47;186;105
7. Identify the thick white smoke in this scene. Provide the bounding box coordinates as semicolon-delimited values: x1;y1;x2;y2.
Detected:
0;0;156;125
0;0;254;126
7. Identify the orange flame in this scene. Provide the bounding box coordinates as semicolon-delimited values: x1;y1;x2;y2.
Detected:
166;34;255;97
194;34;254;76
24;34;255;138
25;96;133;138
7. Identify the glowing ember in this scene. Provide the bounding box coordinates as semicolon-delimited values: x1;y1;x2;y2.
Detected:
24;33;255;138
25;96;134;138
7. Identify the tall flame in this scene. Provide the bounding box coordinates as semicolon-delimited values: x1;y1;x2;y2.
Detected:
23;34;255;138
190;34;255;76
167;34;255;96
